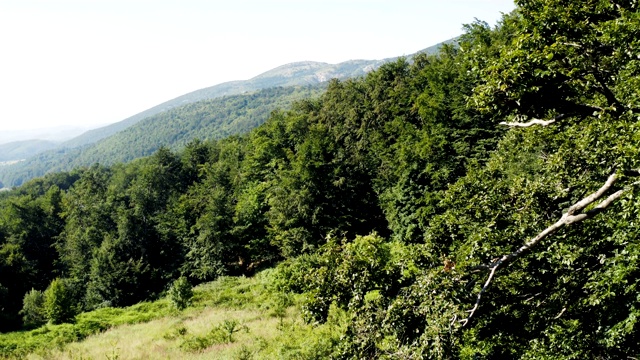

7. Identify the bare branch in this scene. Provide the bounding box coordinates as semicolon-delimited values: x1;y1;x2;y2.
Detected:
500;113;572;127
460;170;640;326
460;263;499;326
500;118;558;127
568;173;618;214
500;103;607;128
553;307;566;319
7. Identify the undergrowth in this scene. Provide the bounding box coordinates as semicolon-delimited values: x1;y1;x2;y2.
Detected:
0;269;348;359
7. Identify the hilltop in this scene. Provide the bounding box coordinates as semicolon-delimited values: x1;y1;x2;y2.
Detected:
0;39;453;188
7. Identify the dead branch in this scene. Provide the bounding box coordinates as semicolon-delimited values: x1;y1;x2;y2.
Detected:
460;171;640;326
553;307;567;319
499;113;570;127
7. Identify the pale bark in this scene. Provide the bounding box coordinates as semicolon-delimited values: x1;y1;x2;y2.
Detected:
460;171;640;326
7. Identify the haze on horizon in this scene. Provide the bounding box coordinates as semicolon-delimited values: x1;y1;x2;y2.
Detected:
0;0;516;136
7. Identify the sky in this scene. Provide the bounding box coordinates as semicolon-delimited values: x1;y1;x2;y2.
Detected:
0;0;516;133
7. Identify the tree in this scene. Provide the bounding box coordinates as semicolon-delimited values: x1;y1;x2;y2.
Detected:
20;289;46;328
168;276;193;310
447;1;640;356
44;278;75;324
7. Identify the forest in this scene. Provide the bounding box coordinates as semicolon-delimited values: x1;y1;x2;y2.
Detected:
1;0;640;358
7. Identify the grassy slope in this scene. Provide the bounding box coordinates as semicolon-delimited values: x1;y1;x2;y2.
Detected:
0;271;345;360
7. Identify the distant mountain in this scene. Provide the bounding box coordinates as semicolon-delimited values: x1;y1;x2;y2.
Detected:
0;125;102;145
61;59;392;149
58;38;457;150
0;38;457;188
0;85;323;187
418;37;457;55
0;140;58;162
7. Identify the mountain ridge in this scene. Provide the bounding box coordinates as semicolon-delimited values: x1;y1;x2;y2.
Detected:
0;39;455;188
60;39;450;149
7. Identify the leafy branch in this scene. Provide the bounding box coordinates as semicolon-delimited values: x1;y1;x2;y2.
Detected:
460;169;640;326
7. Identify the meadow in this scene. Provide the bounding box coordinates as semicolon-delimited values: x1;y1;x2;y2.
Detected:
1;270;346;360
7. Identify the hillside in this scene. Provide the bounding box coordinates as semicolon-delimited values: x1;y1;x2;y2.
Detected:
0;85;324;187
58;37;453;150
0;140;58;162
0;39;454;189
0;271;345;359
3;4;638;357
0;41;453;189
61;59;389;149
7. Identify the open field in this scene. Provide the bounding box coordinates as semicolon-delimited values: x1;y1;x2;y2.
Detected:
1;271;346;360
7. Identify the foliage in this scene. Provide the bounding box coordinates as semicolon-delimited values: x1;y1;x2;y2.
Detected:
0;85;324;188
1;2;640;357
43;278;76;325
20;289;46;329
168;276;193;310
180;319;249;351
0;298;172;358
0;270;342;359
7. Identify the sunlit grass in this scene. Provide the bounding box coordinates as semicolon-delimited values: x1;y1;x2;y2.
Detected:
2;270;347;360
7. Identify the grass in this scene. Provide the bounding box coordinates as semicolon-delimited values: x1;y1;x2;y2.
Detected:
1;269;347;359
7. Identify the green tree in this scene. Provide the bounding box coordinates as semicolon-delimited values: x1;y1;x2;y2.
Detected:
20;289;46;328
44;278;75;324
168;276;193;310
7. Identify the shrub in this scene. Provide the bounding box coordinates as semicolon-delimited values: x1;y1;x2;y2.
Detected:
180;319;248;352
20;289;47;328
168;276;193;310
44;278;76;324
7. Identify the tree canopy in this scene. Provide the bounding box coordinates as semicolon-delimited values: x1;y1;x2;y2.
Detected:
1;1;640;357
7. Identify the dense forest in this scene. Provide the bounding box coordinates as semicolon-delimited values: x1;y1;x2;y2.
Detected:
2;0;640;357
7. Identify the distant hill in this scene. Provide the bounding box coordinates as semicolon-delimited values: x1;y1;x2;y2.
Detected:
60;38;456;150
61;59;392;149
0;125;101;145
0;140;58;162
0;38;457;188
0;85;324;187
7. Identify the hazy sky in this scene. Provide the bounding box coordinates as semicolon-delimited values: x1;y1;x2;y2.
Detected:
0;0;515;132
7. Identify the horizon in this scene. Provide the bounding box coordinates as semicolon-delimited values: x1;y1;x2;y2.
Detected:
0;0;515;135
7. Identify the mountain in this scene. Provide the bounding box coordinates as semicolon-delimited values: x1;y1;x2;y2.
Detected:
0;125;102;145
0;39;456;189
61;59;392;149
0;140;58;162
60;37;456;149
0;85;324;187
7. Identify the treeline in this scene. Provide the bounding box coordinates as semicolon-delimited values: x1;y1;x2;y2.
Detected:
0;85;324;188
0;29;500;330
2;1;640;357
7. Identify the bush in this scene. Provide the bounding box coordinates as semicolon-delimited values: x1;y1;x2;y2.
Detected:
180;319;248;352
20;289;47;328
168;277;193;310
44;278;76;324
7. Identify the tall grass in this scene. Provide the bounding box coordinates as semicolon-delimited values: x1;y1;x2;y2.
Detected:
1;269;347;359
0;299;172;359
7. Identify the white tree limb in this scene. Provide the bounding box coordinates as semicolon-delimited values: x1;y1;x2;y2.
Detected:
499;113;571;127
499;119;557;127
460;171;640;326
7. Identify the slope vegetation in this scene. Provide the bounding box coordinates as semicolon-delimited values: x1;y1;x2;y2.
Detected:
0;140;58;162
2;40;452;189
0;85;323;187
2;4;640;358
61;59;389;149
